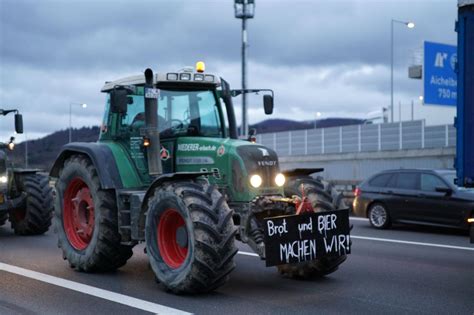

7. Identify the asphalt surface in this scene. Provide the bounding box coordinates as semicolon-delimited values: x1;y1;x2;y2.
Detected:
1;218;473;315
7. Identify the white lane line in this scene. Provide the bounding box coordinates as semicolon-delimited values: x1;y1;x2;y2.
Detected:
350;217;368;221
0;262;191;315
237;251;259;257
351;235;474;251
237;235;474;258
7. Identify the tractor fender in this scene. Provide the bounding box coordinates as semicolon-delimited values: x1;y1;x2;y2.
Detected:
281;168;324;178
136;172;211;240
49;143;123;190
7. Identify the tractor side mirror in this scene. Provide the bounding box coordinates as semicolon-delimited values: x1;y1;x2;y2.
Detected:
110;89;133;114
263;95;273;115
14;114;23;134
220;78;231;99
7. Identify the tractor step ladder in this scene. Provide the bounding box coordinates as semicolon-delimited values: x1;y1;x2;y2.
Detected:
117;190;145;245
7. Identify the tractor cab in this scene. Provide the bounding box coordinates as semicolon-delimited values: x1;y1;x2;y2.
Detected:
99;63;275;192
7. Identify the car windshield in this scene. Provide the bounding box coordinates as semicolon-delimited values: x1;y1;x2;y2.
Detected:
122;88;223;138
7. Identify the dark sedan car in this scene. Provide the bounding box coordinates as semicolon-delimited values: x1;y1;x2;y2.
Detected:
353;169;473;230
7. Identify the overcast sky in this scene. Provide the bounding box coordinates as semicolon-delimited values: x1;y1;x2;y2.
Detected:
0;0;459;140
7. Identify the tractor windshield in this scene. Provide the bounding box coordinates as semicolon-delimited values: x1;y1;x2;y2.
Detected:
123;88;224;138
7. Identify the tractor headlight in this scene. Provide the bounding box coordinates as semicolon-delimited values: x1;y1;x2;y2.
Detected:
275;173;286;187
0;175;7;184
249;174;262;188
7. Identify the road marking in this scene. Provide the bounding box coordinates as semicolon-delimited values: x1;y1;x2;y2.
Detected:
238;251;259;257
0;262;191;315
237;235;473;258
351;235;474;251
350;217;368;221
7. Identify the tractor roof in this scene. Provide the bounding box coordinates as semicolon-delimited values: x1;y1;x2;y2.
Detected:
101;70;221;92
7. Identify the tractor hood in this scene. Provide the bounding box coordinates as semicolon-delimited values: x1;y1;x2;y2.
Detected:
174;137;282;202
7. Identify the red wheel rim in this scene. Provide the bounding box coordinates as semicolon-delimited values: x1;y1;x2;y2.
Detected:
157;208;188;269
63;178;95;250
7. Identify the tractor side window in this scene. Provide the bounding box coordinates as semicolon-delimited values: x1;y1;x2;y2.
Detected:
125;95;145;131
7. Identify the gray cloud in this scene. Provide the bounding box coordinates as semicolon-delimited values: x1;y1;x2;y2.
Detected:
0;0;458;140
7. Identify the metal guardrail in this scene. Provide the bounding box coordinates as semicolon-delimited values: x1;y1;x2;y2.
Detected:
256;120;456;157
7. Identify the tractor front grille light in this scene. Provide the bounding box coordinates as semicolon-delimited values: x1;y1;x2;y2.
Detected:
275;173;286;187
250;174;262;188
0;175;7;184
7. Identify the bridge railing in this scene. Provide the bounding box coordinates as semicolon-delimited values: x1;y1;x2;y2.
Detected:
255;120;456;157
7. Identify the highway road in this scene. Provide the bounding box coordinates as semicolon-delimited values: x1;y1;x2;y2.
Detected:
1;218;473;315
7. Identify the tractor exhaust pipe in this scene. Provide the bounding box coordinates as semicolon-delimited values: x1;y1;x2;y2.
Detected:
144;68;162;176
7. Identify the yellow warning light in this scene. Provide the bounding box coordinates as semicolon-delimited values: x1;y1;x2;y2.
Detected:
143;137;150;147
196;61;205;73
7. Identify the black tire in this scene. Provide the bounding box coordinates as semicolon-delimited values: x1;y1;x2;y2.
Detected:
146;180;237;294
54;155;133;272
277;176;348;279
9;173;53;235
0;212;8;226
368;202;391;229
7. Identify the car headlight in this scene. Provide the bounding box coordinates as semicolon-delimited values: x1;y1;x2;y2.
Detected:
0;175;7;184
275;173;285;187
249;174;262;188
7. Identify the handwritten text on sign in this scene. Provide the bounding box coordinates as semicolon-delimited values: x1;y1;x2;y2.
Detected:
263;209;351;267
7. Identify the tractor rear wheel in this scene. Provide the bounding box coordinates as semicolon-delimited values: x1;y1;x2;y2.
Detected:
146;180;237;294
277;176;348;279
9;173;53;235
54;155;132;272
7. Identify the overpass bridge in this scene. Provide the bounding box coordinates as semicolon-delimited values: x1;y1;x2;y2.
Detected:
255;120;456;182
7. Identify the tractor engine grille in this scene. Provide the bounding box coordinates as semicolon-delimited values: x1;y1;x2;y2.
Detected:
237;145;279;188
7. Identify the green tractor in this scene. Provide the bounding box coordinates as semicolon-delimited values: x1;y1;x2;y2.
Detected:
0;109;53;235
50;64;350;294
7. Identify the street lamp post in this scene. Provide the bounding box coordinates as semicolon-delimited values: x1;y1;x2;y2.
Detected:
314;112;322;129
234;0;255;138
69;102;87;143
391;19;415;123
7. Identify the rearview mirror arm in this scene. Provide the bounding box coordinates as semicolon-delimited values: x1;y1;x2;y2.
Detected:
230;89;274;98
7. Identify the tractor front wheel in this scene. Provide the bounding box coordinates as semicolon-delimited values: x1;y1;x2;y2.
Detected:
146;180;237;294
54;155;132;272
278;176;348;279
9;173;53;235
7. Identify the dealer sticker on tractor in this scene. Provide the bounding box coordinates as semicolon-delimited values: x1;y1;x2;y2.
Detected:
263;209;351;267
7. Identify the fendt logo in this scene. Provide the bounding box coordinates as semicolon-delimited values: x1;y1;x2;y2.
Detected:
258;148;270;157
